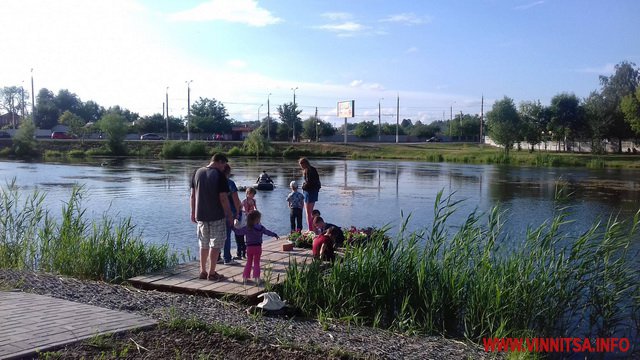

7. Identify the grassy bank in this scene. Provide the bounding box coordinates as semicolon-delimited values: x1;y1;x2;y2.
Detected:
0;180;178;282
3;139;640;168
281;191;640;347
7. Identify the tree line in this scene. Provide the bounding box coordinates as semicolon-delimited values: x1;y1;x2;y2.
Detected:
487;61;640;154
2;60;639;152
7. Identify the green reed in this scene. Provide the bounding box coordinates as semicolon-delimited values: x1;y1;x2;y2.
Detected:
0;180;177;282
281;190;640;344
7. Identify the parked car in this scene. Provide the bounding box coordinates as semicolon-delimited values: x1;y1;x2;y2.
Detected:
140;133;164;140
0;131;11;139
51;131;74;139
426;136;441;142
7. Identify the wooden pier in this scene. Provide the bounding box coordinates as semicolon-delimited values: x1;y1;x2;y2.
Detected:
127;238;312;299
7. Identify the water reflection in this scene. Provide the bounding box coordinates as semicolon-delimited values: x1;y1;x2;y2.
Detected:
1;159;639;258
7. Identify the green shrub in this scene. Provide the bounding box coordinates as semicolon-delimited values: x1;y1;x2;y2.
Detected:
67;149;86;158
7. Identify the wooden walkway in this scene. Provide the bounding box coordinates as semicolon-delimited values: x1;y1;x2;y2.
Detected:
128;238;312;299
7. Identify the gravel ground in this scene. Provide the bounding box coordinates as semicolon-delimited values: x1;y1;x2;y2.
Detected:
0;269;495;359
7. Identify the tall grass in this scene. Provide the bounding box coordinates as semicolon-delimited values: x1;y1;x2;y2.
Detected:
282;190;640;346
0;180;178;282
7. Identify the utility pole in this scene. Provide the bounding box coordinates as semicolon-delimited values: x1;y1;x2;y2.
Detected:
30;68;35;119
165;87;169;140
395;94;399;143
460;111;463;140
21;83;25;118
480;95;484;143
449;105;453;138
291;87;298;142
267;93;271;141
186;80;193;141
315;107;319;142
378;98;383;142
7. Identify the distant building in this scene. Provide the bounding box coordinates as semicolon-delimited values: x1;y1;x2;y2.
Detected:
0;112;22;128
231;125;254;141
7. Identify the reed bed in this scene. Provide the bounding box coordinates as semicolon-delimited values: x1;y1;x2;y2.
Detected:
0;180;178;283
282;191;640;346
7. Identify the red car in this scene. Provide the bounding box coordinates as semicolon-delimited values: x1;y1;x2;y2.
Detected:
51;131;74;139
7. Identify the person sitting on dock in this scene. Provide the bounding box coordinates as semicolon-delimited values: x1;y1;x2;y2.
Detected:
257;171;273;184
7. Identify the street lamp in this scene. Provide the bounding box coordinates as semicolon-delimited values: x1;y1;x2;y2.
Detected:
378;98;383;142
291;87;298;142
165;86;169;140
316;121;320;142
186;80;193;141
257;104;263;122
267;93;272;140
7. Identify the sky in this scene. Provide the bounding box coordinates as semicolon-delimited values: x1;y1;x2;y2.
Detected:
2;0;639;127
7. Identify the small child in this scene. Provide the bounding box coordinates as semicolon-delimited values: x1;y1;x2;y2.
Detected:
286;181;304;232
312;226;340;262
232;210;279;284
236;187;258;259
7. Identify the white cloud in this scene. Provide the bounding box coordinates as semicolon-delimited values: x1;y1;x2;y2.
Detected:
514;1;545;10
380;13;430;25
321;12;352;21
168;0;281;26
575;63;616;75
406;47;419;54
315;21;365;33
349;80;385;91
350;80;364;87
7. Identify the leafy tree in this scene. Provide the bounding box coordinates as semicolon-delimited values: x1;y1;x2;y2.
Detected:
59;111;85;139
354;120;377;138
380;123;404;136
12;117;37;157
519;100;548;151
98;113;128;155
400;119;413;128
277;102;302;141
34;88;59;129
301;116;332;140
621;87;640;135
0;86;28;127
486;97;521;155
243;128;270;157
599;61;639;152
106;105;139;124
548;93;584;151
54;89;81;115
276;122;291;141
77;100;105;123
583;92;610;154
190;97;232;134
409;122;438;138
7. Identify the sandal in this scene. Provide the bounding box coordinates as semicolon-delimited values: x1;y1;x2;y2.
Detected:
208;272;225;282
198;271;208;280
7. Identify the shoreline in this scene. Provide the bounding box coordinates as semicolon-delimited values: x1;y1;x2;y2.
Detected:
0;269;492;359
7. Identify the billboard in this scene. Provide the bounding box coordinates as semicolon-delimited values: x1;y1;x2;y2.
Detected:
337;100;355;118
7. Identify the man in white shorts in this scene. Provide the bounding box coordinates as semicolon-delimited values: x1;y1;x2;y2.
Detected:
190;153;233;281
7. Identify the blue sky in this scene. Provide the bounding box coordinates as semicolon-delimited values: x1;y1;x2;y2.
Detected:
2;0;639;126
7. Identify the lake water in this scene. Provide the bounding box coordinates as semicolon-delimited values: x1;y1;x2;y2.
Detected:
1;158;639;257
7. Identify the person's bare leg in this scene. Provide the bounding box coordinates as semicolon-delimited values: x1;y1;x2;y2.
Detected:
200;248;209;273
208;248;220;274
305;202;315;231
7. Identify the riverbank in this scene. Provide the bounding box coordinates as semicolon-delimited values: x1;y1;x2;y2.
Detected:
3;139;640;168
0;269;492;359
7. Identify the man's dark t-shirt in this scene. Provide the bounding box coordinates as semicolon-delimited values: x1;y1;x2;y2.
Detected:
191;166;230;222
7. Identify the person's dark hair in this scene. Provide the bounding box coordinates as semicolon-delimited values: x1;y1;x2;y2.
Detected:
212;153;228;163
298;157;309;166
223;164;231;176
246;210;261;228
246;187;256;195
311;209;321;217
326;226;341;239
312;216;324;225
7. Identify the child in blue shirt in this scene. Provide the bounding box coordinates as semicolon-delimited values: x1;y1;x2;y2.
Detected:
286;181;305;232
